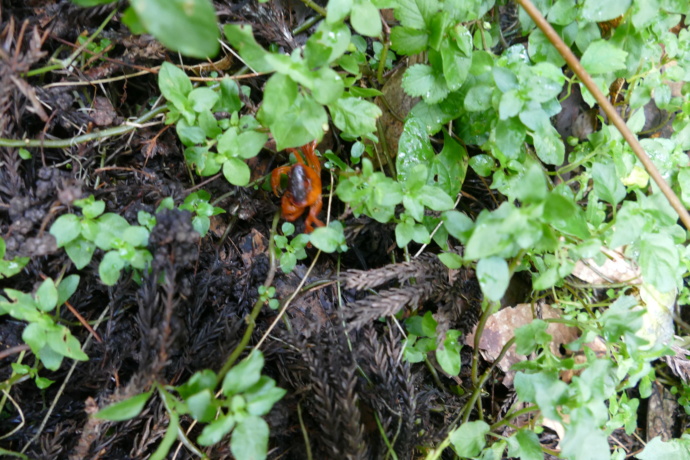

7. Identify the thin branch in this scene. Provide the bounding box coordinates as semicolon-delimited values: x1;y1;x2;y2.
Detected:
515;0;690;230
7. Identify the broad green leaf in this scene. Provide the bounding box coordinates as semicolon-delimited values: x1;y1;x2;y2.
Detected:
394;0;431;29
515;319;551;355
581;0;631;22
438;252;463;269
581;39;628;75
245;377;287;416
216;78;242;113
50;214;81;247
507;429;544;460
311;67;345;105
390;27;429;55
449;421;490;457
397;118;435;184
431;131;467;197
351;0;382;37
22;323;47;355
476;257;509;302
94;213;131;250
310;223;347;253
498;90;523;120
237;131;268;159
560;418;611;460
198;413;236;446
436;329;462;376
65;239;95;269
532;125;564;165
79;199;105;219
95;391;153;421
230;415;269;460
494;117;526;159
99;251;125;286
258;75;327;149
178;370;218;400
543;194;590;239
327;0;353;23
405;311;438;337
222;158;251;186
57;275;79;307
223;351;264;396
47;328;88;361
402;64;450;104
122;226;149;247
188;87;219;113
223;25;273;73
35;278;58;312
443;211;473;243
417;185;454;211
638;436;690;460
440;40;470;91
329;96;382;137
637;234;679;293
186;389;216;423
592;162;626;205
130;0;218;58
464;85;493;111
37;346;64;371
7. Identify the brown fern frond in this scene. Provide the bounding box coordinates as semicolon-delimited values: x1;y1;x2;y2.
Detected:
344;282;441;330
341;253;446;291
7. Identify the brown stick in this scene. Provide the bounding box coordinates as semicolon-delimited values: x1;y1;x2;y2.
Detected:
516;0;690;230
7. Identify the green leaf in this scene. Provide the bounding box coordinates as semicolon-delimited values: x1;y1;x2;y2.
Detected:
216;78;242;113
637;234;679;293
328;96;381;137
436;329;462;376
327;0;353;23
476;257;509;302
443;211;473;244
99;251;125;286
50;214;81;247
258;74;327;150
543;193;590;239
464;85;493;111
498;90;523;120
581;39;628;75
35;278;58;312
186;389;217;422
417;185;454;210
469;154;495;177
79;198;105;219
223;351;264;396
122;6;146;35
515;319;551;355
130;0;219;58
188;87;219;113
245;377;287;416
65;239;95;269
198;413;236;446
394;0;431;29
532;125;564;165
438;252;463;269
440;41;470;91
397;118;435;184
150;409;179;460
390;27;429;55
222;158;251;186
57;275;80;307
402;64;449;104
311;67;345;105
237;131;268;159
231;415;269;460
223;25;273;73
46;328;88;361
592;162;626;205
310;222;347;253
22;323;47;355
638;436;690;460
178;370;218;399
507;429;544;460
406;311;437;337
122;226;149;247
351;0;382;37
449;420;490;457
581;0;631;22
95;391;153;421
431;131;467;197
494;117;526;159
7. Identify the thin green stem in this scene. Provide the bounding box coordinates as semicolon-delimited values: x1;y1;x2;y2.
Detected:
217;211;280;380
0;105;168;148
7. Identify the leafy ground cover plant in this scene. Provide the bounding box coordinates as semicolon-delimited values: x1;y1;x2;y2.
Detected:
2;0;690;459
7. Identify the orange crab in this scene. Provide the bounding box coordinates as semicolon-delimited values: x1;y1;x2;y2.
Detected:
270;140;324;233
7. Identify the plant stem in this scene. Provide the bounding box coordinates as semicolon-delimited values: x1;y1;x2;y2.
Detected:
0;105;168;148
217;211;280;380
516;0;690;230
